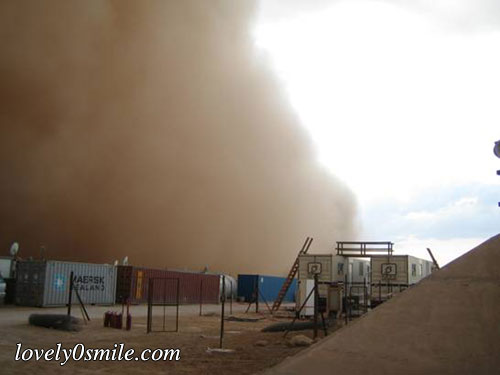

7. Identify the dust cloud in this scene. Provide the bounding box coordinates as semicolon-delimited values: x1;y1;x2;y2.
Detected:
0;0;357;275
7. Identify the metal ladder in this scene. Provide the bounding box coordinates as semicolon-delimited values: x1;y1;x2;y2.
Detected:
271;237;313;312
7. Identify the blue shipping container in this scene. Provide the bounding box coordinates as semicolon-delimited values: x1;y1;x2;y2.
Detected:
237;274;296;303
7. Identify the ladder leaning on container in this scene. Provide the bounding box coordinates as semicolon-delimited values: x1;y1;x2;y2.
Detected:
271;237;313;312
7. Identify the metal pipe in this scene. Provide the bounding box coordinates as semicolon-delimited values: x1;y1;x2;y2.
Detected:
426;248;440;270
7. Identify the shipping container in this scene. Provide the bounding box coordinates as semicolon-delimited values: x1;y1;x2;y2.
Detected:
116;266;220;305
237;274;296;303
15;260;117;307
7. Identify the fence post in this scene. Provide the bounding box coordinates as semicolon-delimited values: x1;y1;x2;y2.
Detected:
344;274;348;324
313;274;319;339
255;278;259;314
363;277;367;312
230;280;233;315
220;276;226;349
378;280;381;303
147;278;153;333
176;279;180;332
199;279;203;316
67;271;74;316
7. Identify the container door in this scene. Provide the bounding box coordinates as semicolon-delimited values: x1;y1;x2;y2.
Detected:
305;279;315;316
299;279;315;317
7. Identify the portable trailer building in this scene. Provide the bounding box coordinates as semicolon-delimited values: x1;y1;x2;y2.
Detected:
15;260;117;307
371;255;433;285
296;254;371;316
299;255;370;283
296;254;332;316
115;265;220;305
370;255;433;304
237;274;296;303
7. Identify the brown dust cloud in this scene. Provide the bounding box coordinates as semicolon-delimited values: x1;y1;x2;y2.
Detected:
0;1;357;275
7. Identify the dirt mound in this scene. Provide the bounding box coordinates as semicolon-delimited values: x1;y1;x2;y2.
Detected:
264;234;500;375
433;233;500;281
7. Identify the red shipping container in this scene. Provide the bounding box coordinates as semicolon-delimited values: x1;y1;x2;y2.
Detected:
116;266;220;305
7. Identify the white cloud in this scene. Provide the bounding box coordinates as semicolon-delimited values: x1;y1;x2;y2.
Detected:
254;1;500;203
405;196;479;221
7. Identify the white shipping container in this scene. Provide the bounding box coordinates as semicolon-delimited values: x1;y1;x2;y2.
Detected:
16;260;117;307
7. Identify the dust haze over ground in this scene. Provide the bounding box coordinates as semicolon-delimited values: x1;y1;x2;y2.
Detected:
0;0;356;275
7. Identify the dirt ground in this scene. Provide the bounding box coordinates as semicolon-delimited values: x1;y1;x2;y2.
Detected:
0;303;337;374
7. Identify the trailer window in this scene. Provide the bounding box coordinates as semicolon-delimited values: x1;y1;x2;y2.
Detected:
359;262;364;276
337;263;344;275
411;264;417;277
419;264;423;276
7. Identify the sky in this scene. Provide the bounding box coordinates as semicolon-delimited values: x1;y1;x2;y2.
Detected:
254;0;500;265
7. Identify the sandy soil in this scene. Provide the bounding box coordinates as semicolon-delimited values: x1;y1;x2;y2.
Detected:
0;303;331;374
264;234;500;375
